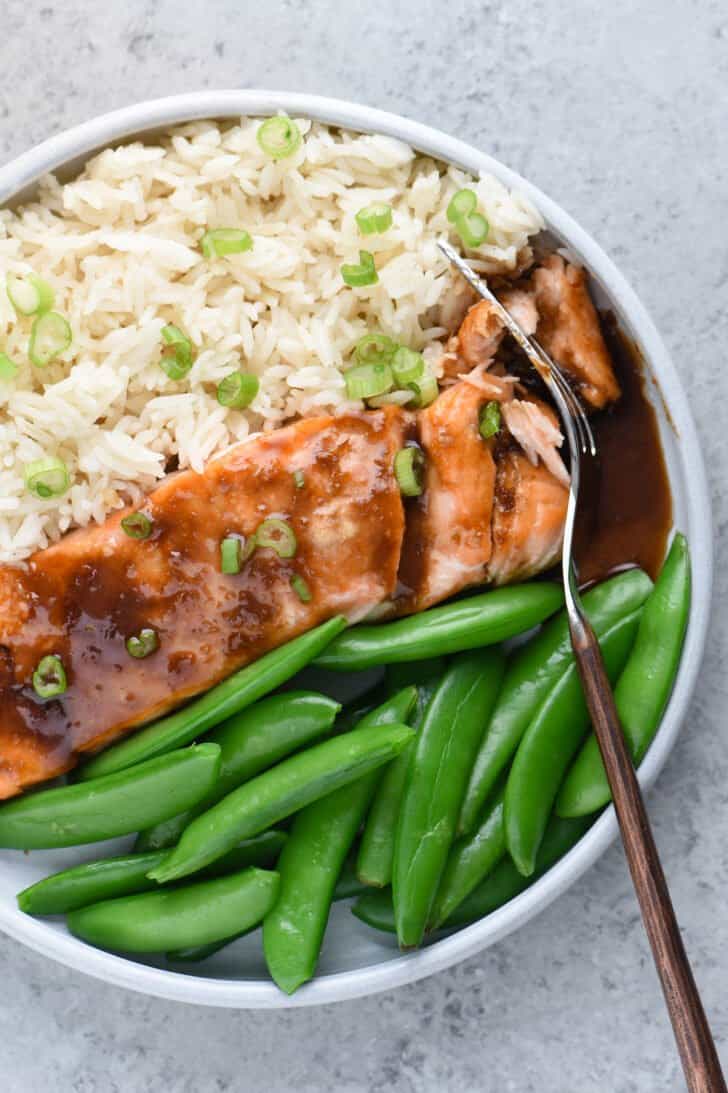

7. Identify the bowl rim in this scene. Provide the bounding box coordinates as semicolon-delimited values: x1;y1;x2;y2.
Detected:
0;89;713;1009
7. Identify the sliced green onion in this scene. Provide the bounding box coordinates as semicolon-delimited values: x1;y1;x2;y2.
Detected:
355;203;393;235
24;456;70;499
354;332;397;367
391;346;425;385
216;371;259;409
0;352;18;380
121;512;152;540
126;628;159;659
7;273;55;316
344;362;394;401
447;188;478;224
454;212;489;249
220;536;242;575
406;372;439;408
479;400;502;440
28;312;72;367
293;469;305;489
160;323;194;381
257;115;302;160
341;250;378;288
241;534;258;563
32;654;67;699
394;447;425;497
290;574;312;603
255;518;297;558
201;229;253;258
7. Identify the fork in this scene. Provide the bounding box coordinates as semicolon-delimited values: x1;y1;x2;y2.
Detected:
439;240;726;1093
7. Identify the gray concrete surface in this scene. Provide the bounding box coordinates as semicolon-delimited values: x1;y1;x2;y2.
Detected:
0;1;726;1090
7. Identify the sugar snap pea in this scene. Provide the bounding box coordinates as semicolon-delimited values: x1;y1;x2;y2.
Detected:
17;830;287;916
428;780;506;930
0;744;221;850
557;534;691;818
135;690;340;851
457;569;653;835
79;615;347;780
167;850;372;965
505;609;642;877
68;867;279;953
314;584;563;672
262;689;414;993
149;720;415;884
357;665;444;887
392;647;505;948
353;815;592;934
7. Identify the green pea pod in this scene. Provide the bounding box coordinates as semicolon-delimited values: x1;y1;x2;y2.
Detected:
353;815;592;934
392;647;505;948
149;720;415;884
428;780;507;930
557;534;691;818
357;669;444;887
505;609;642;877
0;744;221;850
136;690;341;851
458;569;653;835
262;687;417;993
168;850;370;964
18;830;287;916
68;867;279;953
264;774;377;994
314;584;563;672
79;615;347;780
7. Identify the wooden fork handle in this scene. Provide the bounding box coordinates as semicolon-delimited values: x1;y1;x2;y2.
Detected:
572;619;726;1093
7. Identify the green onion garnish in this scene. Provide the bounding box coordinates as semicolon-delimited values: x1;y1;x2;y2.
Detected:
406;372;439;408
354;332;397;368
394;447;425;497
293;469;305;489
391;346;425;385
355;203;393;235
24;456;70;499
201;229;253;258
126;628;159;659
0;353;18;380
255;518;297;558
341;250;378;288
257;115;302;160
121;512;152;540
7;273;55;316
446;188;477;224
32;654;67;699
290;574;312;603
454;212;489;249
216;371;259;409
220;536;242;575
28;312;72;367
160;323;194;381
479;400;502;440
344;362;394;401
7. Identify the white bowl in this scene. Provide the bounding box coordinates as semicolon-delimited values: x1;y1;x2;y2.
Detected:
0;91;713;1009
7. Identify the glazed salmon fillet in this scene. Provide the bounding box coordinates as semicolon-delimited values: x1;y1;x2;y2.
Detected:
0;252;619;800
0;409;406;797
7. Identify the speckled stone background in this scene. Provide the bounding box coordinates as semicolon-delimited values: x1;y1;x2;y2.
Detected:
1;1;726;1090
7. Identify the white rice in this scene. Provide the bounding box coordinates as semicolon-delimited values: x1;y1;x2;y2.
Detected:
0;117;544;563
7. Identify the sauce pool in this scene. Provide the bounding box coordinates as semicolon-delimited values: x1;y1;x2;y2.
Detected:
573;314;673;585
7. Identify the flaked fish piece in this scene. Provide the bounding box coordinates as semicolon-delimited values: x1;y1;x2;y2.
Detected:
531;255;620;409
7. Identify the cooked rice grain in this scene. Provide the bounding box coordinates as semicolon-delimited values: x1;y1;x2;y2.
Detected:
0;117;543;562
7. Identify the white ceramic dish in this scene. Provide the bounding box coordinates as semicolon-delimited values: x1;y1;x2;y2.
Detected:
0;91;713;1008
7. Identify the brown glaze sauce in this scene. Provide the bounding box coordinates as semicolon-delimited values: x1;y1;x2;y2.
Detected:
573;314;672;585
